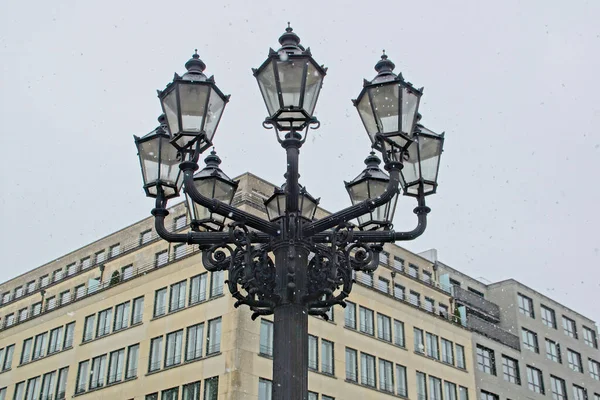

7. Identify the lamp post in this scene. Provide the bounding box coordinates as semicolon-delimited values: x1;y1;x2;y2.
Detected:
135;25;445;400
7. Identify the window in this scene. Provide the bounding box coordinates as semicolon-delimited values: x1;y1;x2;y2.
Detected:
26;280;36;293
358;271;373;286
545;338;561;363
522;328;539;353
439;303;449;318
476;345;496;375
426;332;439;360
441;338;454;365
46;296;58;311
155;250;168;267
568;349;583;372
74;284;86;299
550;375;567;400
5;313;15;327
174;215;187;230
396;364;407;396
108;348;125;383
424;297;435;312
189;273;207;305
590;358;600;380
393;256;404;271
13;383;25;400
182;381;201;400
95;250;106;264
414;328;425;353
186;323;204;361
468;287;484;297
204;376;219;400
79;256;91;270
378;359;393;393
56;367;68;399
308;335;318;371
40;371;55;400
26;376;41;400
67;263;78;276
345;348;358;382
573;385;587;400
541;305;557;328
526;365;544;394
132;296;144;324
83;314;95;342
2;344;14;371
259;319;273;357
1;292;10;304
165;330;183;367
459;387;469;400
456;344;466;369
18;308;28;322
33;332;48;359
502;355;520;384
408;264;418;278
584;326;598;348
563;316;577;338
126;344;139;379
258;378;272;400
393;283;404;300
393;320;405;347
377;277;389;293
360;353;376;387
96;308;112;337
140;229;153;245
445;381;458;400
308;393;317;400
149;336;163;372
146;394;158;400
110;243;121;258
53;268;64;282
377;314;391;342
48;326;63;354
518;293;534;318
359;306;374;335
322;396;334;400
344;301;356;329
59;290;71;305
0;388;5;400
122;264;134;280
114;301;130;331
169;280;187;312
210;270;224;297
422;270;432;284
416;372;427;400
89;354;107;389
379;251;389;265
321;339;334;375
206;317;222;355
31;302;42;316
480;391;498;400
429;376;443;400
174;244;187;259
154;288;167;317
21;338;33;364
64;322;75;348
409;290;420;307
162;387;179;400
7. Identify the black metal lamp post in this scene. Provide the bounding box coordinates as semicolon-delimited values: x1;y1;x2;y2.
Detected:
135;25;445;400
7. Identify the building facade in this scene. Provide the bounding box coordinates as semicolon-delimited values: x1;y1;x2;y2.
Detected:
0;173;597;400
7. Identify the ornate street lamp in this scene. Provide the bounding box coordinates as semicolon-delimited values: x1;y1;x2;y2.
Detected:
134;115;183;199
345;152;399;231
158;50;230;153
253;23;327;131
185;150;238;231
134;25;446;400
353;51;423;154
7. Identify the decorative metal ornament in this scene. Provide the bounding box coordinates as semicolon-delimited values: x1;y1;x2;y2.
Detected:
253;24;327;131
158;50;230;153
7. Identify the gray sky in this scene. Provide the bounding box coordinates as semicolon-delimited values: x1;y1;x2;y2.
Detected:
1;0;599;325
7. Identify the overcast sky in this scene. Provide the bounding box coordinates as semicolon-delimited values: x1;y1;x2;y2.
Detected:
1;0;599;325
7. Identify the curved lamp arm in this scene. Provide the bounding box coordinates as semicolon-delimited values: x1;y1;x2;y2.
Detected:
181;161;280;236
302;165;401;236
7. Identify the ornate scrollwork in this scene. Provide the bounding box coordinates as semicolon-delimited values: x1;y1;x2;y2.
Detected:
201;243;233;272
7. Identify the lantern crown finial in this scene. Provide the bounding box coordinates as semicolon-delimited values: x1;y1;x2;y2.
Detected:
364;151;382;168
374;51;396;78
184;49;207;77
204;149;222;167
278;23;302;51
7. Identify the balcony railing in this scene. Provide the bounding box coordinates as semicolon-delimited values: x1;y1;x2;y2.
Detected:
466;314;520;350
453;286;500;321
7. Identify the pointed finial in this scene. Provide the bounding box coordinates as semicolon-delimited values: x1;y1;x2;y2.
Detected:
279;23;301;49
287;22;292;31
374;51;396;76
204;148;221;166
185;49;206;74
364;151;382;167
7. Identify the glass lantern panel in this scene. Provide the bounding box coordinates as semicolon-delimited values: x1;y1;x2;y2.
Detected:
213;179;236;204
158;138;181;184
372;203;389;223
347;181;369;205
418;134;443;183
370;84;400;134
139;139;160;185
300;195;317;220
203;90;226;142
179;83;210;132
162;90;180;136
257;62;279;116
276;193;286;216
277;60;304;108
357;94;378;141
265;199;279;221
400;141;420;188
400;87;419;137
303;62;323;115
367;180;388;199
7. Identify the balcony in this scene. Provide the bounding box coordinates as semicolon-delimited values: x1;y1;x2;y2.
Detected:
466;314;520;351
452;286;500;321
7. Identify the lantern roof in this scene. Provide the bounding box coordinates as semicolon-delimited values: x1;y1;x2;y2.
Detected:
193;149;235;184
346;151;390;187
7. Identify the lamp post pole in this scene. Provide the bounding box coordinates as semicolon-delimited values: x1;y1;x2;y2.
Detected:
134;25;446;400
